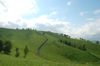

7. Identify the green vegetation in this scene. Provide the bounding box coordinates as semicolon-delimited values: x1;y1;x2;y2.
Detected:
96;41;99;44
15;47;20;57
0;39;12;54
0;28;100;66
58;39;86;51
0;40;3;52
24;45;29;58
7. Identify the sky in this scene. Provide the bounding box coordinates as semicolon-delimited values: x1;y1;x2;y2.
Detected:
0;0;100;41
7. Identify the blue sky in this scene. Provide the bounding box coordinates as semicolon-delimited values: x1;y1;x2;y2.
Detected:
0;0;100;41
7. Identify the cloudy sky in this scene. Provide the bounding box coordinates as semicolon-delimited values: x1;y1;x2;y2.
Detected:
0;0;100;41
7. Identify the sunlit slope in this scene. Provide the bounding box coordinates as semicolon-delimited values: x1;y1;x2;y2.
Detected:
0;28;88;66
39;31;100;65
0;28;46;58
0;28;100;66
64;38;100;59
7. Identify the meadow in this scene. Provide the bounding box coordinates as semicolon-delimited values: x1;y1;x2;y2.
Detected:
0;28;100;66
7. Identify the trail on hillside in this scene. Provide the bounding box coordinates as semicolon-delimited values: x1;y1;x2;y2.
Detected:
37;38;48;59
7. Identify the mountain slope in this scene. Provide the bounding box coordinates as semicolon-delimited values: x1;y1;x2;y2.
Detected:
0;28;100;66
39;31;100;64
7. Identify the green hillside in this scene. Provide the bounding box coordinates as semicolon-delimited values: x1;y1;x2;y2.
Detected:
0;28;100;66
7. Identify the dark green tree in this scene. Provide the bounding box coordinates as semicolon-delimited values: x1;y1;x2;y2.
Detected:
15;47;20;57
65;40;68;45
68;42;71;46
78;45;82;50
60;33;63;36
3;40;12;54
24;45;29;58
43;32;45;35
69;36;70;38
82;44;86;51
58;39;63;43
73;44;76;48
0;40;3;52
96;41;99;44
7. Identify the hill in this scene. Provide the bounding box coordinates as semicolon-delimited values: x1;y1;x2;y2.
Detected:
0;28;100;66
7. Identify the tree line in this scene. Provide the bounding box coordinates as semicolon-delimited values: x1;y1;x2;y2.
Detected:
58;39;86;51
0;39;29;58
60;34;70;38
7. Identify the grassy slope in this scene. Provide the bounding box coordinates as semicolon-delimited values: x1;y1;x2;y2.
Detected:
0;28;100;66
39;31;100;65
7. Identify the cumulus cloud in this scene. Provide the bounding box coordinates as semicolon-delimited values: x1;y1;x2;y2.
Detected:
0;0;39;22
67;2;71;6
0;0;39;28
21;15;70;33
94;9;100;14
71;18;100;40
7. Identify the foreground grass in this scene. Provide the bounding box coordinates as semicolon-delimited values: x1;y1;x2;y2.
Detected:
0;54;93;66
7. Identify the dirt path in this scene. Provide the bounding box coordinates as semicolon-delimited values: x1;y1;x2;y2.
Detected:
37;38;48;58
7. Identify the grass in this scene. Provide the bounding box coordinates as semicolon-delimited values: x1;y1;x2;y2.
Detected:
0;28;100;66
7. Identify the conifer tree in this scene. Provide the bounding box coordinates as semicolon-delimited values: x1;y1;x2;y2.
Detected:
15;47;20;57
24;45;29;58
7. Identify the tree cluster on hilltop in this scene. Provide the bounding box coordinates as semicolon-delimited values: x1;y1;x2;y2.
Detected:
60;34;71;38
16;28;37;31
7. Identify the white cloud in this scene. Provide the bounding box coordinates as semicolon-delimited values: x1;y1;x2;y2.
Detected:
21;15;70;33
6;0;38;14
94;9;100;14
71;18;100;40
50;11;57;15
80;11;88;16
87;18;94;21
67;2;71;6
80;12;84;16
0;0;39;28
0;0;39;21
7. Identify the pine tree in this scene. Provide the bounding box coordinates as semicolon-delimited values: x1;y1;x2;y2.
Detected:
24;45;29;58
15;47;20;57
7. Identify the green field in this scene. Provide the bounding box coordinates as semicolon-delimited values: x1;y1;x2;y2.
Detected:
0;28;100;66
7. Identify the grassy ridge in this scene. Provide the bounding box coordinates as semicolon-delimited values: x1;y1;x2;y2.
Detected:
0;28;100;66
